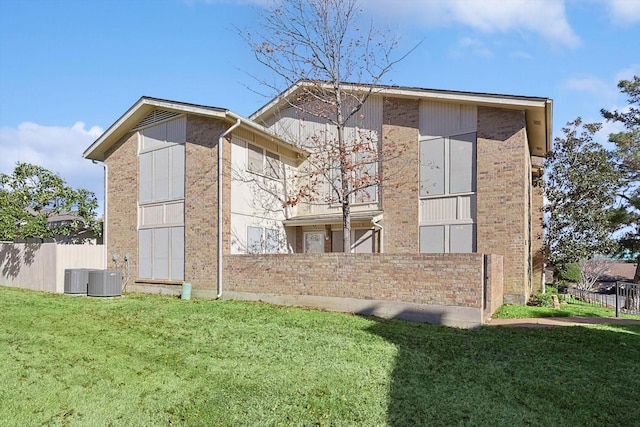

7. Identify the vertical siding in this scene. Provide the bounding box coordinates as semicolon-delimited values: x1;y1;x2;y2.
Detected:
420;101;477;138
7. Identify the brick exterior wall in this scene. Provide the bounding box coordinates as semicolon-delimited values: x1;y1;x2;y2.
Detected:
106;97;536;309
476;107;530;304
223;253;503;312
381;97;420;253
484;254;504;321
184;115;228;292
104;132;139;278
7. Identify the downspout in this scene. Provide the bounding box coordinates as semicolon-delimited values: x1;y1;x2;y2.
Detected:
92;160;107;267
217;119;241;299
372;217;384;253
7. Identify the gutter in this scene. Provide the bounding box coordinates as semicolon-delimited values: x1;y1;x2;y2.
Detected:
372;214;384;253
217;118;241;299
92;160;108;267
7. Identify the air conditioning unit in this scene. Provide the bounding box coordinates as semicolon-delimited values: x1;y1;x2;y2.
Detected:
87;269;123;297
64;269;91;294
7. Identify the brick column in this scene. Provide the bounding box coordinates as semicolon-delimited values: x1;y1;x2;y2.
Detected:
476;107;529;304
381;97;419;253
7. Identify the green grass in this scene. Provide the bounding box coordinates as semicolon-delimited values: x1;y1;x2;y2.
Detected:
1;286;639;426
494;298;640;320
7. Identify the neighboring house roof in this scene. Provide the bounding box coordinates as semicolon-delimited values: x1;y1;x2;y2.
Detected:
599;262;638;283
249;80;553;159
83;96;306;162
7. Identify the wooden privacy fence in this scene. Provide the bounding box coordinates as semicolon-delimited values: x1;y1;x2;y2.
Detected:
0;242;105;293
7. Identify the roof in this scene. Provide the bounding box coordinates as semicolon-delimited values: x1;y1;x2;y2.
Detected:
599;262;638;283
83;97;305;162
250;80;553;157
283;210;384;227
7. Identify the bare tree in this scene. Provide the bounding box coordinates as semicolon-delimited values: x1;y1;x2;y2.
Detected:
243;0;417;251
576;258;614;301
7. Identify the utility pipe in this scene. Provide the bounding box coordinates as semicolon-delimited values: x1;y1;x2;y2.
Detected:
217;119;241;299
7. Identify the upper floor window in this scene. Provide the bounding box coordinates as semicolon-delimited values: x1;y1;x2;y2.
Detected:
247;143;280;179
420;132;476;197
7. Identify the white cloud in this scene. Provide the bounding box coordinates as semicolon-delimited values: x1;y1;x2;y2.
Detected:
602;0;640;26
564;76;616;98
364;0;580;48
0;122;105;215
449;37;493;58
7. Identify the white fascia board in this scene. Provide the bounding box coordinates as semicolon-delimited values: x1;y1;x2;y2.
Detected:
250;81;550;123
83;97;227;161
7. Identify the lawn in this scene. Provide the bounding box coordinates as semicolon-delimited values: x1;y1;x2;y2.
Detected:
494;298;640;319
1;287;639;426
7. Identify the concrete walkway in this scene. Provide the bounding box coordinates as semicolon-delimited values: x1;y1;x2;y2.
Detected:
485;316;640;328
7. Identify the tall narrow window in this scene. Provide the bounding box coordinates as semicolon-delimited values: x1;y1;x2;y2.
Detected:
419;132;476;253
138;115;185;280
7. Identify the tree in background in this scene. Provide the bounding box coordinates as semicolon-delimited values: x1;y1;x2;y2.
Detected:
0;162;101;242
543;118;621;271
601;76;640;283
243;0;415;251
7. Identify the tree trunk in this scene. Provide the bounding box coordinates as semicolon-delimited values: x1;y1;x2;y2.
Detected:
634;254;640;284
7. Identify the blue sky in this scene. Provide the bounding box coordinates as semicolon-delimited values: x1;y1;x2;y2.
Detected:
1;0;639;215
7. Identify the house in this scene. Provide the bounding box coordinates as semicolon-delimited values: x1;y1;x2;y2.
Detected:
83;83;552;326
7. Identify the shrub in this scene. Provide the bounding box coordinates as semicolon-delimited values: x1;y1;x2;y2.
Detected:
528;292;553;307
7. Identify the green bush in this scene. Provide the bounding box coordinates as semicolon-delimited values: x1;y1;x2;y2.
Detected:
528;292;553;307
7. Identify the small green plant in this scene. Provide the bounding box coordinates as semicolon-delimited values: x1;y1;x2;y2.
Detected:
528;292;553;307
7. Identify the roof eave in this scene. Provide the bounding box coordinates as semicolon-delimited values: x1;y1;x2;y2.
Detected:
83;97;305;162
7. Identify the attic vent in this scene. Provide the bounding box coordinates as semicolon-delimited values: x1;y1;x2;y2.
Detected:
133;109;182;130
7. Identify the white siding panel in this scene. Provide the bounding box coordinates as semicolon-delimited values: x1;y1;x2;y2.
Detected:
166;116;186;144
346;95;382;135
140;202;183;227
458;195;476;222
141;124;166;151
141;205;164;227
165;201;184;225
420;101;477;139
421;197;457;223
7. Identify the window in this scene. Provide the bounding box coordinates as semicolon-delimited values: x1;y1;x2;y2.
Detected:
138;117;185;280
139;227;184;280
330;152;379;204
247;143;280;179
247;226;280;254
419;132;476;254
419;224;475;253
420;132;475;197
140;144;185;203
